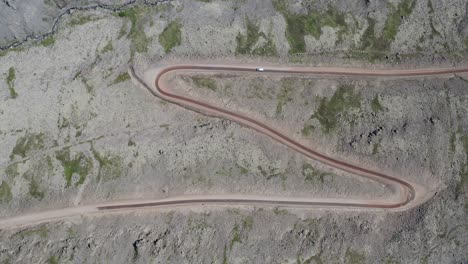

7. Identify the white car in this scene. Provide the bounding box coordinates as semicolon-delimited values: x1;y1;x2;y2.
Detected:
256;68;264;72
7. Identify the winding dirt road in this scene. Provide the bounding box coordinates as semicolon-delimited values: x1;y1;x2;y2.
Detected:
1;64;467;230
138;64;467;210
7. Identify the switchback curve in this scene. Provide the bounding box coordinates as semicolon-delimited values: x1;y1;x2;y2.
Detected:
133;64;468;210
2;64;466;229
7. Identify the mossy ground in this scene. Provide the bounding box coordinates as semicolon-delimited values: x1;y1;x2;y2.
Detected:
159;21;182;53
236;17;277;56
10;133;45;160
273;0;349;54
345;248;366;264
273;207;288;215
449;132;457;154
5;163;19;178
360;0;416;61
383;257;401;264
29;178;44;200
229;223;241;249
301;124;314;137
6;67;17;98
455;133;468;202
222;245;228;264
0;46;25;58
297;255;323;264
311;85;361;134
14;225;48;239
192;76;217;91
47;256;59;264
273;0;417;60
55;149;92;188
101;40;114;53
371;95;384;112
372;140;381;155
92;147;123;182
117;7;152;56
0;181;12;203
112;72;130;85
257;165;283;180
383;0;416;42
40;36;55;47
302;163;330;183
68;15;99;27
276;78;294;115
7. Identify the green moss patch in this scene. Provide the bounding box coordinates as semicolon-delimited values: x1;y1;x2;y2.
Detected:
68;15;99;27
5;163;19;178
118;8;151;55
92;147;123;182
41;36;55;47
297;255;323;264
449;132;457;154
229;223;242;249
112;72;130;85
257;165;283;180
159;21;182;53
118;22;128;39
192;76;217;91
301;124;315;137
371;95;384;112
0;181;12;203
455;134;468;200
241;215;253;230
236;17;277;56
10;133;45;160
101;40;114;53
372;141;381;155
345;248;365;264
6;67;17;99
360;0;416;61
273;0;348;54
0;46;25;58
302;163;330;183
312;85;361;133
29;178;44;200
44;0;55;6
222;245;228;264
47;256;59;264
276;78;294;115
429;19;441;40
383;257;400;264
55;149;92;187
237;164;249;175
273;207;288;215
383;0;416;42
358;18;395;62
14;225;48;238
128;139;136;146
6;66;16;87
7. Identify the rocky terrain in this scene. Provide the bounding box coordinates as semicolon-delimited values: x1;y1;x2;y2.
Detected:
0;0;467;263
